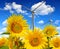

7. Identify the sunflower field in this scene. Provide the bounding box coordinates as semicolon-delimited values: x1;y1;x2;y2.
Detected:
0;14;60;49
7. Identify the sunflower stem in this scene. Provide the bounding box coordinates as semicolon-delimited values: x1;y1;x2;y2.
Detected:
47;37;50;48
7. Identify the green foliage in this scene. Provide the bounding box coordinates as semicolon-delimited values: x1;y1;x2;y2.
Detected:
0;46;9;49
44;47;53;49
1;32;10;35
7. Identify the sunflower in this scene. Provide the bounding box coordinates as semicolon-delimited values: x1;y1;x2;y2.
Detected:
24;28;47;49
7;14;28;37
50;36;60;49
8;40;13;49
43;25;58;37
0;37;7;47
8;37;14;49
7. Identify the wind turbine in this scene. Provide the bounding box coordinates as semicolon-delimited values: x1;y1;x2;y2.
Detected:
22;0;45;30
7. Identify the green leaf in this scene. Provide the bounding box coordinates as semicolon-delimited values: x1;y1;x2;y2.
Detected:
0;46;9;49
20;48;26;49
19;41;25;47
44;47;53;49
1;32;10;35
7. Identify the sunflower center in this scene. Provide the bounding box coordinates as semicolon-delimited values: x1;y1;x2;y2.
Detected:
11;22;22;33
29;38;40;47
54;41;60;48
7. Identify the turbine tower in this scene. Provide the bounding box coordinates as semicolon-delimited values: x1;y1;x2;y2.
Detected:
22;0;45;30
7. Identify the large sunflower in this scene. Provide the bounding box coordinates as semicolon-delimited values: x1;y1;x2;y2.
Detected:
7;14;28;37
24;28;47;49
50;36;60;49
43;25;58;37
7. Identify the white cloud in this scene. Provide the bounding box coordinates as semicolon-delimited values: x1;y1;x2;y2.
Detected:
0;1;54;16
3;2;27;14
56;27;60;30
2;20;7;26
38;20;44;24
1;28;6;31
55;20;60;25
4;4;12;10
10;10;14;13
12;2;21;10
0;27;6;34
0;27;8;38
0;32;3;34
0;35;9;38
56;27;60;34
0;20;9;38
0;20;7;35
31;1;54;15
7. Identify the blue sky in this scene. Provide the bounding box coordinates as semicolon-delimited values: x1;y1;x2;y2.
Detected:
0;0;60;34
